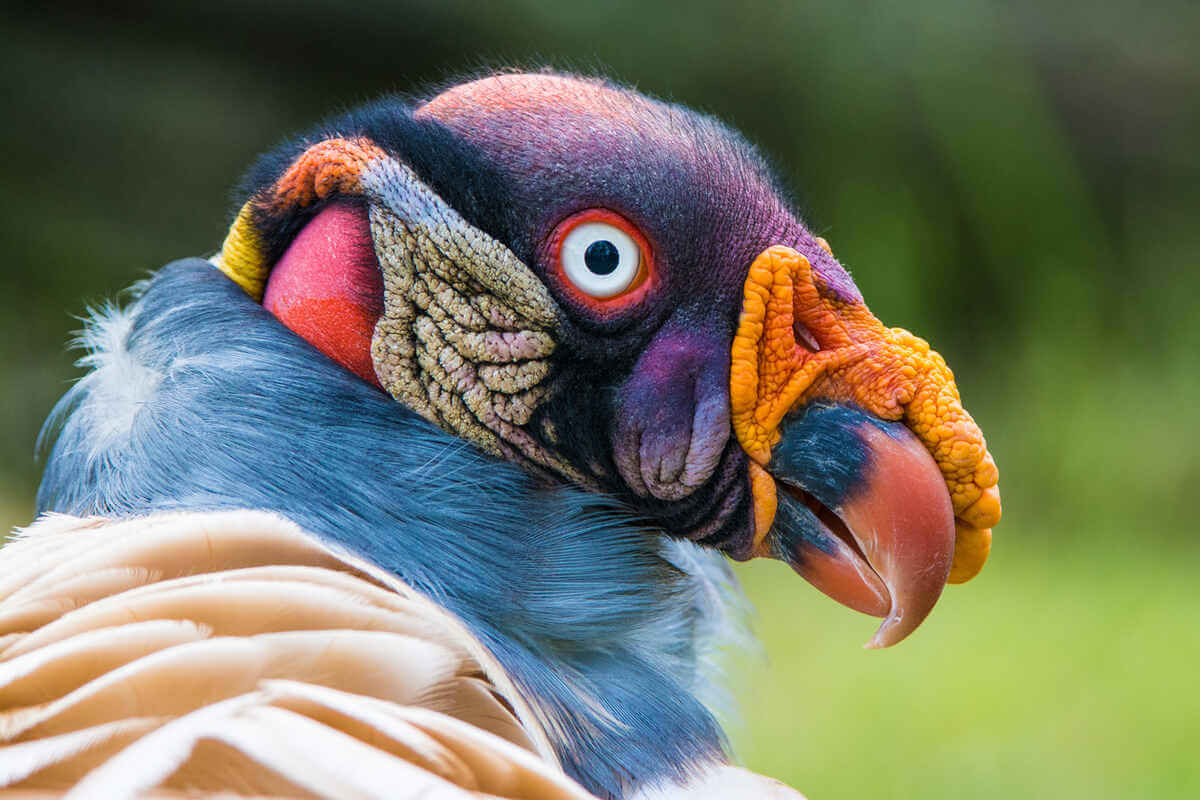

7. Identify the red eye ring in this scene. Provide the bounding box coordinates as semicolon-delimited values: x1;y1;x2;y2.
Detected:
544;208;656;314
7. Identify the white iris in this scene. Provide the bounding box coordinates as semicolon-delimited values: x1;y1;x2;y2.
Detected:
560;222;641;298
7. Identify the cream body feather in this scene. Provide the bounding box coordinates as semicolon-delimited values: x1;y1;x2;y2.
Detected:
0;512;800;799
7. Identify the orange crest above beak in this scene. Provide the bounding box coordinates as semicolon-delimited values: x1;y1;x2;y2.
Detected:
730;245;1001;585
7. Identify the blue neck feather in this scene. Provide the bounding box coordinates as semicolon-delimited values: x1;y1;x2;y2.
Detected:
37;259;736;798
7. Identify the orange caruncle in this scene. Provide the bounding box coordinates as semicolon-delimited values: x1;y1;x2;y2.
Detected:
731;245;1001;584
269;138;383;212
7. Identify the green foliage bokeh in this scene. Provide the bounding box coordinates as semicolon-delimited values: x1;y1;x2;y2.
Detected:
2;2;1197;796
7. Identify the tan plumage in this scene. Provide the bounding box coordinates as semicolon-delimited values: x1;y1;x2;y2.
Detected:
0;511;586;799
0;512;802;799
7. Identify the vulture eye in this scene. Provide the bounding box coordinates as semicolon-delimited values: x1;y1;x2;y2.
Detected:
548;209;653;307
561;222;639;297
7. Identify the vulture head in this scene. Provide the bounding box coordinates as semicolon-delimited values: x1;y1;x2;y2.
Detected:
39;72;1001;797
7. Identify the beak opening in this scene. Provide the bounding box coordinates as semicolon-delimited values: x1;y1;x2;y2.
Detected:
763;415;955;648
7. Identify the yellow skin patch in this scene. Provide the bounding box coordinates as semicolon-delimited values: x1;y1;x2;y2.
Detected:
216;138;386;300
731;245;1001;583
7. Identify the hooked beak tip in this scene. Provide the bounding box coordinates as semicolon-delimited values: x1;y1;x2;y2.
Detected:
762;417;956;648
841;421;956;647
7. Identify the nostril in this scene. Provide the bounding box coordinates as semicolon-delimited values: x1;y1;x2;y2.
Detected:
794;320;820;354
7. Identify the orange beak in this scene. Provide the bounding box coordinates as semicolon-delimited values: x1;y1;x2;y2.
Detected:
732;245;1002;647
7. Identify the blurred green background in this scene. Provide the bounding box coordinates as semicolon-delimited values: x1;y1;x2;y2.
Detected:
2;1;1197;797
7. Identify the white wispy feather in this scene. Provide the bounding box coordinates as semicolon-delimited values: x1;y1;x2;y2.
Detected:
41;298;160;460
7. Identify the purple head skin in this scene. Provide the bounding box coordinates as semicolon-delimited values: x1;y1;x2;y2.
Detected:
613;323;731;503
408;73;862;550
415;73;861;308
610;319;746;541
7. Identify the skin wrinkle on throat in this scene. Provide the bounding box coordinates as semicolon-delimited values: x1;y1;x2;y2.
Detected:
362;160;584;483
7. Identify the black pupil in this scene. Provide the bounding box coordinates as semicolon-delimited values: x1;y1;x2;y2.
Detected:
583;240;621;276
